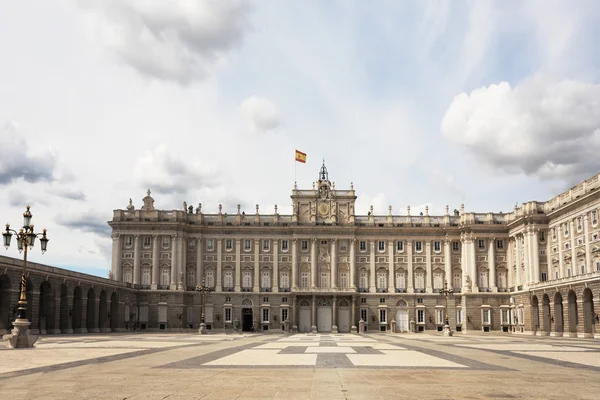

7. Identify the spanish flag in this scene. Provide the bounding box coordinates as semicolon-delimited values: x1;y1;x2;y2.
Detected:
295;149;307;163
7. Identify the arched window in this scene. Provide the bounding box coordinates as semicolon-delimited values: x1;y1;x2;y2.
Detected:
186;269;195;287
359;272;368;289
261;270;271;289
414;271;425;290
223;271;233;288
242;271;252;288
160;269;169;286
123;266;133;284
478;270;489;288
376;272;387;289
396;271;406;289
320;272;329;288
280;271;289;289
141;268;151;286
339;272;348;288
206;270;215;288
433;271;444;290
301;272;309;288
452;271;461;290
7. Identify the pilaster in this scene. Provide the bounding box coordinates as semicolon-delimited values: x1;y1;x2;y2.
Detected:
133;234;141;285
369;240;376;292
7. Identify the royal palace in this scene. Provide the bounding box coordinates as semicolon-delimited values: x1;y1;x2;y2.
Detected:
1;163;599;337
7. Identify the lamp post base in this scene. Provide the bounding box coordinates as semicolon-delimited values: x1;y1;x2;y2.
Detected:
442;324;453;337
3;319;38;349
198;323;207;335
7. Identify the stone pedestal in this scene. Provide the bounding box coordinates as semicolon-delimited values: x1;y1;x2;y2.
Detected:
409;319;416;333
311;325;317;333
292;324;298;333
352;325;357;333
442;325;453;336
332;325;338;333
390;319;396;333
358;319;365;334
284;320;291;333
199;322;207;335
3;319;38;349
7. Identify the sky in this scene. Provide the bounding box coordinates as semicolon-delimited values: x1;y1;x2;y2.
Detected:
1;0;600;278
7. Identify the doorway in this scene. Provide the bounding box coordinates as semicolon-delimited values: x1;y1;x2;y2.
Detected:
396;309;409;332
242;308;253;331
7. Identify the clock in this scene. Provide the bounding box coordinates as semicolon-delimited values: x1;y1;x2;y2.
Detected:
318;202;330;215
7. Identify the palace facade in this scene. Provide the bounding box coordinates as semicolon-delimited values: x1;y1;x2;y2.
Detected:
102;163;600;337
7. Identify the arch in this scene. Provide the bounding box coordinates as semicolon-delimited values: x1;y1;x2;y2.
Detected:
567;290;578;335
299;299;310;307
60;283;69;333
241;298;253;307
99;290;108;331
110;291;118;332
86;288;96;331
38;281;55;333
554;292;564;336
531;295;539;334
338;299;350;307
72;286;83;332
0;274;10;332
542;294;551;335
583;288;595;337
318;299;331;307
396;299;408;307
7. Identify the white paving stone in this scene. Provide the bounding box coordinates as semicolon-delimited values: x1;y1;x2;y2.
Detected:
254;342;320;349
513;351;600;367
455;343;592;352
305;346;356;353
204;349;317;366
347;350;467;368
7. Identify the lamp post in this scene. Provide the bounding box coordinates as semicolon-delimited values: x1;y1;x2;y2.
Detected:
439;279;454;337
2;205;49;349
195;277;212;334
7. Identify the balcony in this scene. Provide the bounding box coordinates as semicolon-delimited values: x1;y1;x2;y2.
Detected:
157;285;169;290
357;288;368;293
241;287;252;292
223;287;234;292
376;288;388;293
261;288;272;292
395;288;406;293
279;288;290;292
137;285;150;290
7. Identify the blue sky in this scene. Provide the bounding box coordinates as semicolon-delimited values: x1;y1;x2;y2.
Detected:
1;0;599;277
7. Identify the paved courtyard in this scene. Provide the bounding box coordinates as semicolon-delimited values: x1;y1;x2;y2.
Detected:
1;332;600;399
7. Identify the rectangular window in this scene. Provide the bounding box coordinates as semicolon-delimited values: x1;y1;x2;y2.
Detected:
553;227;557;240
378;241;385;252
596;262;600;272
225;296;231;303
539;231;545;242
125;236;133;248
281;240;289;251
242;271;252;288
376;272;387;289
143;236;151;248
162;236;170;249
379;309;386;323
262;309;269;323
456;309;462;325
433;272;443;290
417;309;424;323
225;308;232;322
223;271;233;288
434;241;441;252
361;297;366;304
320;273;329;288
359;273;368;289
564;223;569;236
280;272;289;289
262;240;270;251
415;241;422;252
301;240;308;251
281;308;288;322
452;241;459;251
415;272;425;289
340;272;348;288
359;241;366;251
360;309;367;322
501;309;509;325
340;240;348;252
436;309;444;325
577;217;583;231
593;234;598;241
320;240;327;245
417;297;423;304
497;240;503;249
482;309;490;324
261;271;271;289
263;297;269;303
541;272;547;281
282;297;288;303
244;239;251;251
379;297;385;304
225;239;233;250
206;271;215;288
301;272;309;288
207;239;214;251
478;239;485;250
396;241;404;252
593;211;598;225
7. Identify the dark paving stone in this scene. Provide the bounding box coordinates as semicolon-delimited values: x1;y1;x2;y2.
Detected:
278;346;309;354
353;346;383;354
316;353;354;368
161;342;260;369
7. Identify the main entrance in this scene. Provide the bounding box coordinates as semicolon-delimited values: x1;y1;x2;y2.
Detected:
242;308;253;331
317;300;332;332
396;300;409;332
298;299;311;332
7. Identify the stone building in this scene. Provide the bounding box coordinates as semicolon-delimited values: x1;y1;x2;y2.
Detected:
1;163;598;337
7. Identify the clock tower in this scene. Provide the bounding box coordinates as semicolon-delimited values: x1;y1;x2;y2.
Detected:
291;160;357;225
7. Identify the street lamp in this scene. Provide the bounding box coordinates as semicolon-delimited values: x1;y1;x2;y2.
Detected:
2;205;49;349
195;277;212;334
439;279;454;337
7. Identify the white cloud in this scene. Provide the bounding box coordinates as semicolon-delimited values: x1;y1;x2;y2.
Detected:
78;0;253;85
441;75;600;183
240;96;281;134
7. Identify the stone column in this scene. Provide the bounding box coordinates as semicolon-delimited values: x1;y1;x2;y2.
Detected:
311;239;317;289
532;229;540;283
331;239;337;288
546;232;552;281
569;220;576;276
217;239;223;291
351;296;357;331
196;237;203;286
488;237;496;290
460;234;468;290
507;238;513;288
425;241;433;292
515;235;522;287
292;239;298;289
584;215;591;274
170;234;178;290
311;295;317;332
369;240;376;292
388;240;394;293
470;236;478;292
444;237;452;287
350;239;356;288
178;237;186;290
253;239;260;291
133;234;141;285
111;233;121;281
292;296;297;331
407;241;414;293
557;225;564;278
332;295;337;332
151;235;159;290
235;239;241;291
273;239;279;292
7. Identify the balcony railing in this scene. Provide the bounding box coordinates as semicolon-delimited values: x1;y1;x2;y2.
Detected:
395;288;406;293
157;285;169;290
241;287;252;292
376;288;388;293
261;288;272;292
279;288;290;292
